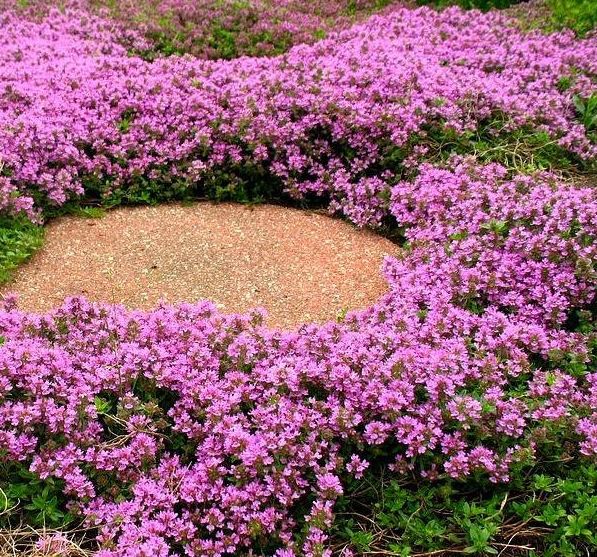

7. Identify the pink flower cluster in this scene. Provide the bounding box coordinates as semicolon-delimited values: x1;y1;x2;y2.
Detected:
95;0;402;59
388;161;597;324
1;3;596;555
1;160;595;555
1;0;401;59
0;4;595;218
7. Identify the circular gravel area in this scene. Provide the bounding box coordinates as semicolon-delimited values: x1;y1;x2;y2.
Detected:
2;203;397;329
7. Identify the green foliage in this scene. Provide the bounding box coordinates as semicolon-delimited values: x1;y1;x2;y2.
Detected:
374;115;588;182
334;461;597;556
48;203;106;219
208;25;239;59
417;0;522;11
342;527;374;552
201;161;285;204
417;117;588;174
421;0;597;36
573;93;597;139
93;173;196;208
508;0;597;37
77;156;286;208
346;0;396;16
116;108;136;134
547;0;597;36
0;463;75;528
71;206;106;219
0;216;44;284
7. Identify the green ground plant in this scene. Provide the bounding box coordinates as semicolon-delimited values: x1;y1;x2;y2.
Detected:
335;461;597;556
573;93;597;140
418;0;522;11
421;0;597;36
0;217;44;285
547;0;597;36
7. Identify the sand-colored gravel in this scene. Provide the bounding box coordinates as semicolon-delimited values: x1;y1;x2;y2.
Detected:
1;203;397;329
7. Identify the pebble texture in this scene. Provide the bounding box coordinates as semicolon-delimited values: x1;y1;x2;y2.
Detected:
1;203;397;329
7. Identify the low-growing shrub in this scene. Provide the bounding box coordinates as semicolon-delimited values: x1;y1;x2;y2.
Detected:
0;2;596;556
335;460;597;556
418;0;523;11
547;0;597;37
507;0;597;37
0;4;595;221
421;0;597;37
1;160;595;556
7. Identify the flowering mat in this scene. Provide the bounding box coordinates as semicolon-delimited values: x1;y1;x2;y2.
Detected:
0;1;596;556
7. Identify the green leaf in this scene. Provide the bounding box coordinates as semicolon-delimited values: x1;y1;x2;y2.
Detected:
538;504;567;526
564;515;590;537
533;474;555;492
558;480;584;495
346;528;374;551
94;396;113;414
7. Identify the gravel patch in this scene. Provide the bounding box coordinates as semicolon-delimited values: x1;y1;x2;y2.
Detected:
1;203;397;329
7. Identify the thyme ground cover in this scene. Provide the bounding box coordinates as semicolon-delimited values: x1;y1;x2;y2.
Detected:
1;4;596;219
0;1;595;556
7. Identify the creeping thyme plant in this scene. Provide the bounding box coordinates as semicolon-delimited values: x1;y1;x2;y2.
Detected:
0;0;596;555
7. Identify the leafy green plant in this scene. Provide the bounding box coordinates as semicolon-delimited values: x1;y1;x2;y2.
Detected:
72;206;106;219
379;116;587;178
421;0;597;37
547;0;597;36
417;0;523;11
0;216;44;284
48;203;106;219
334;461;597;556
346;0;396;16
573;93;597;137
0;464;75;529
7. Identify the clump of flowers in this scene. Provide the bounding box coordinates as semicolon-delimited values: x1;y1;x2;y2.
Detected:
93;0;403;59
1;0;402;59
0;4;595;219
0;1;596;555
387;160;597;324
1;159;595;555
